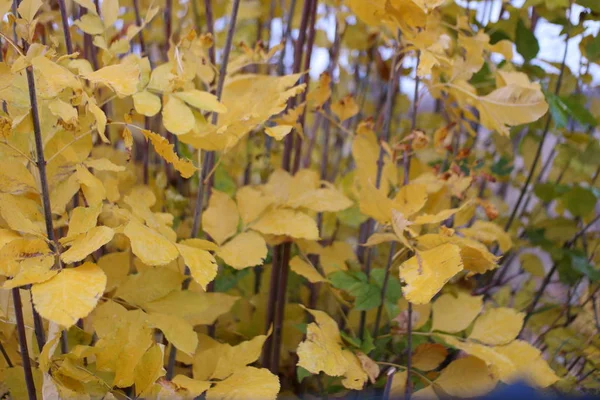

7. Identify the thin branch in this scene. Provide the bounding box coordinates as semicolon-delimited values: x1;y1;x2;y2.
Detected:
57;0;73;54
168;0;242;379
12;289;37;400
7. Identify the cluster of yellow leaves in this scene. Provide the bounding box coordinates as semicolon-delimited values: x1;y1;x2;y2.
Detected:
297;308;379;390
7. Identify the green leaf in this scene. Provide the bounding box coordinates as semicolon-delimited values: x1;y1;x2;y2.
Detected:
533;182;570;203
360;330;375;354
546;92;570;129
560;186;597;217
578;0;600;12
515;18;540;62
561;97;597;127
340;331;361;348
297;366;311;383
371;269;402;304
490;156;513;177
329;271;381;311
585;34;600;62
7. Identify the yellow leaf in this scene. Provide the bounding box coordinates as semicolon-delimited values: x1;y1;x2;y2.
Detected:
174;90;227;113
397;299;431;330
63;204;103;241
162;95;195;135
439;335;514;385
178;73;304;151
0;237;53;276
172;375;211;398
292;187;353;213
468;308;524;345
460;221;513;253
124;220;179;266
133;90;162;117
289;256;327;283
144;290;239;326
297;308;346;377
97;251;129;292
265;125;293;141
17;0;42;21
205;367;280;400
140;129;196;178
307;72;331;109
412;343;448;371
236;186;271;225
61;226;114;264
148;313;198;355
202;190;239;245
392;183;428;217
101;0;119;26
0;194;44;236
84;157;125;171
32;262;106;327
83;60;141;97
32;56;82;97
177;243;217;290
331;95;359;121
193;333;269;380
217;231;267;270
399;244;464;304
0;159;37;195
3;263;57;289
48;98;77;124
134;344;165;396
432;292;482;333
474;85;548;136
252;209;319;240
436;356;497;398
341;350;368;390
411;0;446;13
495;340;559;388
76;164;106;205
93;302;153;387
115;267;182;307
520;253;545;277
87;100;109;143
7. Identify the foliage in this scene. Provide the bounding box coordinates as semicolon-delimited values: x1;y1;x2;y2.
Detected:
0;0;598;398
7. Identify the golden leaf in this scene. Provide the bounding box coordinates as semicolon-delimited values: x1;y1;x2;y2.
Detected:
252;209;319;240
289;256;327;283
468;308;524;345
432;292;482;333
205;367;280;400
177;242;218;290
83;60;141;97
217;231;267;270
202;190;239;245
436;356;497;397
61;225;115;264
412;343;448;371
162;95;195;135
399;244;464;304
148;313;198;355
140;129;196;178
124;220;179;266
32;262;106;327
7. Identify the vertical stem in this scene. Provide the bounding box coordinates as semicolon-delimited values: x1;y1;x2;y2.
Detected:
358;42;400;340
503;14;570;234
164;0;172;51
372;242;396;338
0;341;13;367
405;303;413;399
204;0;216;65
57;0;73;54
266;0;313;375
169;0;241;379
12;289;37;400
292;0;318;174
